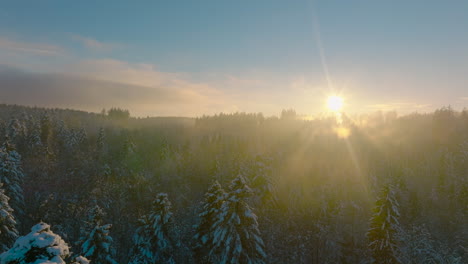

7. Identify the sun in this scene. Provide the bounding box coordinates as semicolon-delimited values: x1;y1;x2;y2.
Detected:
327;95;344;112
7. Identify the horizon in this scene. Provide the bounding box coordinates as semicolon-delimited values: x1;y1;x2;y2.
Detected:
2;102;465;121
1;1;468;116
1;3;467;261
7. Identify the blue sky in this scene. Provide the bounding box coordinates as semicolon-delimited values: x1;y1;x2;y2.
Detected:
1;0;467;116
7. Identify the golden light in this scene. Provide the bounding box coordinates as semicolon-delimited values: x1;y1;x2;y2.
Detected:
334;126;350;139
327;95;344;112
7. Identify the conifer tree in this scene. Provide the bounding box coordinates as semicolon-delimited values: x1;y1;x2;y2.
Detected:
149;192;175;263
193;180;226;262
80;205;117;264
55;120;69;151
0;222;69;264
40;113;51;145
6;119;23;146
128;193;175;264
128;215;154;264
211;175;266;264
367;184;401;264
27;120;42;149
0;182;18;251
250;156;273;203
0;139;25;216
96;127;106;159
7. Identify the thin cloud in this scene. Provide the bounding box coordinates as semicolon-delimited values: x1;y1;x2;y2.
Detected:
70;34;120;51
366;102;431;112
0;63;232;117
224;75;266;88
0;37;64;56
0;37;323;117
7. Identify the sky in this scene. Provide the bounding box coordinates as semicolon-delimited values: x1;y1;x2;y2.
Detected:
1;0;467;117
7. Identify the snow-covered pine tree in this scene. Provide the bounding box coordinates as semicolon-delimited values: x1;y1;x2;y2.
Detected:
81;224;116;264
211;175;266;264
398;224;444;263
27;120;42;150
250;155;273;204
6;118;24;144
0;222;70;264
128;215;154;264
55;120;69;152
96;127;106;160
40;113;51;145
150;192;175;263
367;184;401;264
314;197;344;263
128;193;175;264
0;138;25;216
64;127;87;154
193;180;226;262
0;182;18;251
80;205;118;264
81;204;104;234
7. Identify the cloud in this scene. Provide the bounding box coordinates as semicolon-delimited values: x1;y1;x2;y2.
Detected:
0;37;64;56
365;102;431;112
223;75;266;88
0;35;326;117
67;59;229;108
70;34;120;51
0;58;364;117
0;62;232;117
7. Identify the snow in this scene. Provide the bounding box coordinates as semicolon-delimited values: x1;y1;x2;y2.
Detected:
0;222;69;264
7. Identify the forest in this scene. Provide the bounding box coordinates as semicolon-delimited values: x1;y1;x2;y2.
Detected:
0;104;466;263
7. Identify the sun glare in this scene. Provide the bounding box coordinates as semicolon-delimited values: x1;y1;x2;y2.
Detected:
327;96;344;112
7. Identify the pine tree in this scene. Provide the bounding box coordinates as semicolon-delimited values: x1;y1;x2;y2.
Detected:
367;184;401;264
149;193;175;264
0;182;18;251
128;215;154;264
80;204;104;235
80;205;118;264
55;120;69;152
193;181;226;262
128;193;175;264
6;118;24;144
0;222;70;264
40;113;51;145
0;139;25;216
211;175;266;264
96;127;106;160
249;156;273;204
26;120;42;150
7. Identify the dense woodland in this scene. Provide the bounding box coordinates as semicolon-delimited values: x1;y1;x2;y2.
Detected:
0;104;466;263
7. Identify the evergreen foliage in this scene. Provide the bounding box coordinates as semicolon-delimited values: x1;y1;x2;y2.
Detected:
367;185;401;264
128;215;154;264
0;139;25;216
0;182;19;251
128;193;175;264
0;104;466;263
193;180;226;262
210;175;266;264
80;205;117;264
0;222;69;264
148;193;175;263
